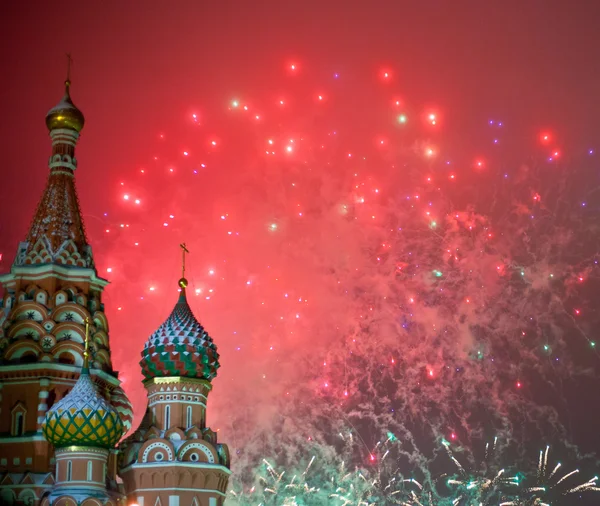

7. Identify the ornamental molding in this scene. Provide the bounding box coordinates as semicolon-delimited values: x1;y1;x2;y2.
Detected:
55;446;109;457
120;461;232;476
141;441;174;463
0;363;120;387
0;265;108;289
178;442;215;464
0;434;47;443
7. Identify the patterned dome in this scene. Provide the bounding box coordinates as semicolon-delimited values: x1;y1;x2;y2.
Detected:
140;285;220;381
42;369;124;448
111;386;134;435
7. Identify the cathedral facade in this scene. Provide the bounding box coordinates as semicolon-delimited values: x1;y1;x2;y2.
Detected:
0;75;230;506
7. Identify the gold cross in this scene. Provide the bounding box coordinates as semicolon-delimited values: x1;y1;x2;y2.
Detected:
66;53;73;82
180;243;189;279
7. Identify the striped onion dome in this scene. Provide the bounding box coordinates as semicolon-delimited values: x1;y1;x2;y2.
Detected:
140;279;220;381
110;385;134;434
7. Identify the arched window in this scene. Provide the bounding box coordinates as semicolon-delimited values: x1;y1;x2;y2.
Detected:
14;412;24;436
87;460;93;481
11;404;26;436
66;460;72;481
152;406;156;424
46;389;57;410
187;405;193;428
164;405;170;429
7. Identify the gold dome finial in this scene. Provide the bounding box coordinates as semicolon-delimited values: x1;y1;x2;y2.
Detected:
45;53;85;133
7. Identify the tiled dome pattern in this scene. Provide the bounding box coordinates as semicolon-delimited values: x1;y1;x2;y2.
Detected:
140;292;220;381
111;385;134;434
43;371;124;448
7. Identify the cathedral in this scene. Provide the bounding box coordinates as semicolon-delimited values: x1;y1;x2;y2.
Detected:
0;73;231;505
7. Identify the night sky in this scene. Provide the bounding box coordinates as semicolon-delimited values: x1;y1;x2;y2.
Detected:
2;1;600;503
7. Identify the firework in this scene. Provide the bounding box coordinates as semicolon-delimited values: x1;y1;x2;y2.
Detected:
70;60;600;503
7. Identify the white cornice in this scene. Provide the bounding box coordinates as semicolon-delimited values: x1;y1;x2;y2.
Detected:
127;487;227;497
0;265;108;289
120;461;232;476
0;363;120;387
0;434;47;443
0;484;51;489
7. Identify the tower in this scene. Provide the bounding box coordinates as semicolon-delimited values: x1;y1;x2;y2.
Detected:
118;254;231;506
0;68;133;505
40;320;124;505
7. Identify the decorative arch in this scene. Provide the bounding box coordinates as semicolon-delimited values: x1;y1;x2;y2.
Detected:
7;320;45;340
217;443;230;468
3;293;14;311
4;342;43;363
92;311;109;332
145;426;161;439
204;472;220;491
185;426;201;439
24;284;39;298
52;304;88;324
80;499;104;506
177;440;217;464
53;322;85;344
76;294;88;307
123;443;141;467
164;469;177;488
35;289;48;306
202;427;217;445
61;286;78;301
53;496;78;506
17;489;36;505
178;469;193;488
12;302;46;322
192;473;206;489
139;439;175;463
165;427;185;441
52;345;83;366
140;472;152;488
94;348;111;367
54;290;68;306
93;329;109;348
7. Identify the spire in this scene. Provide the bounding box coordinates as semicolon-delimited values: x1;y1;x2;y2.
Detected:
13;66;93;268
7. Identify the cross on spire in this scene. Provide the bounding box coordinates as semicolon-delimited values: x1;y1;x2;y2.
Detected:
66;53;73;82
180;243;189;279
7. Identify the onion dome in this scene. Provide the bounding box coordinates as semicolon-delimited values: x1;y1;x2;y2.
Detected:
42;366;124;448
45;80;85;133
111;386;134;434
140;277;220;381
